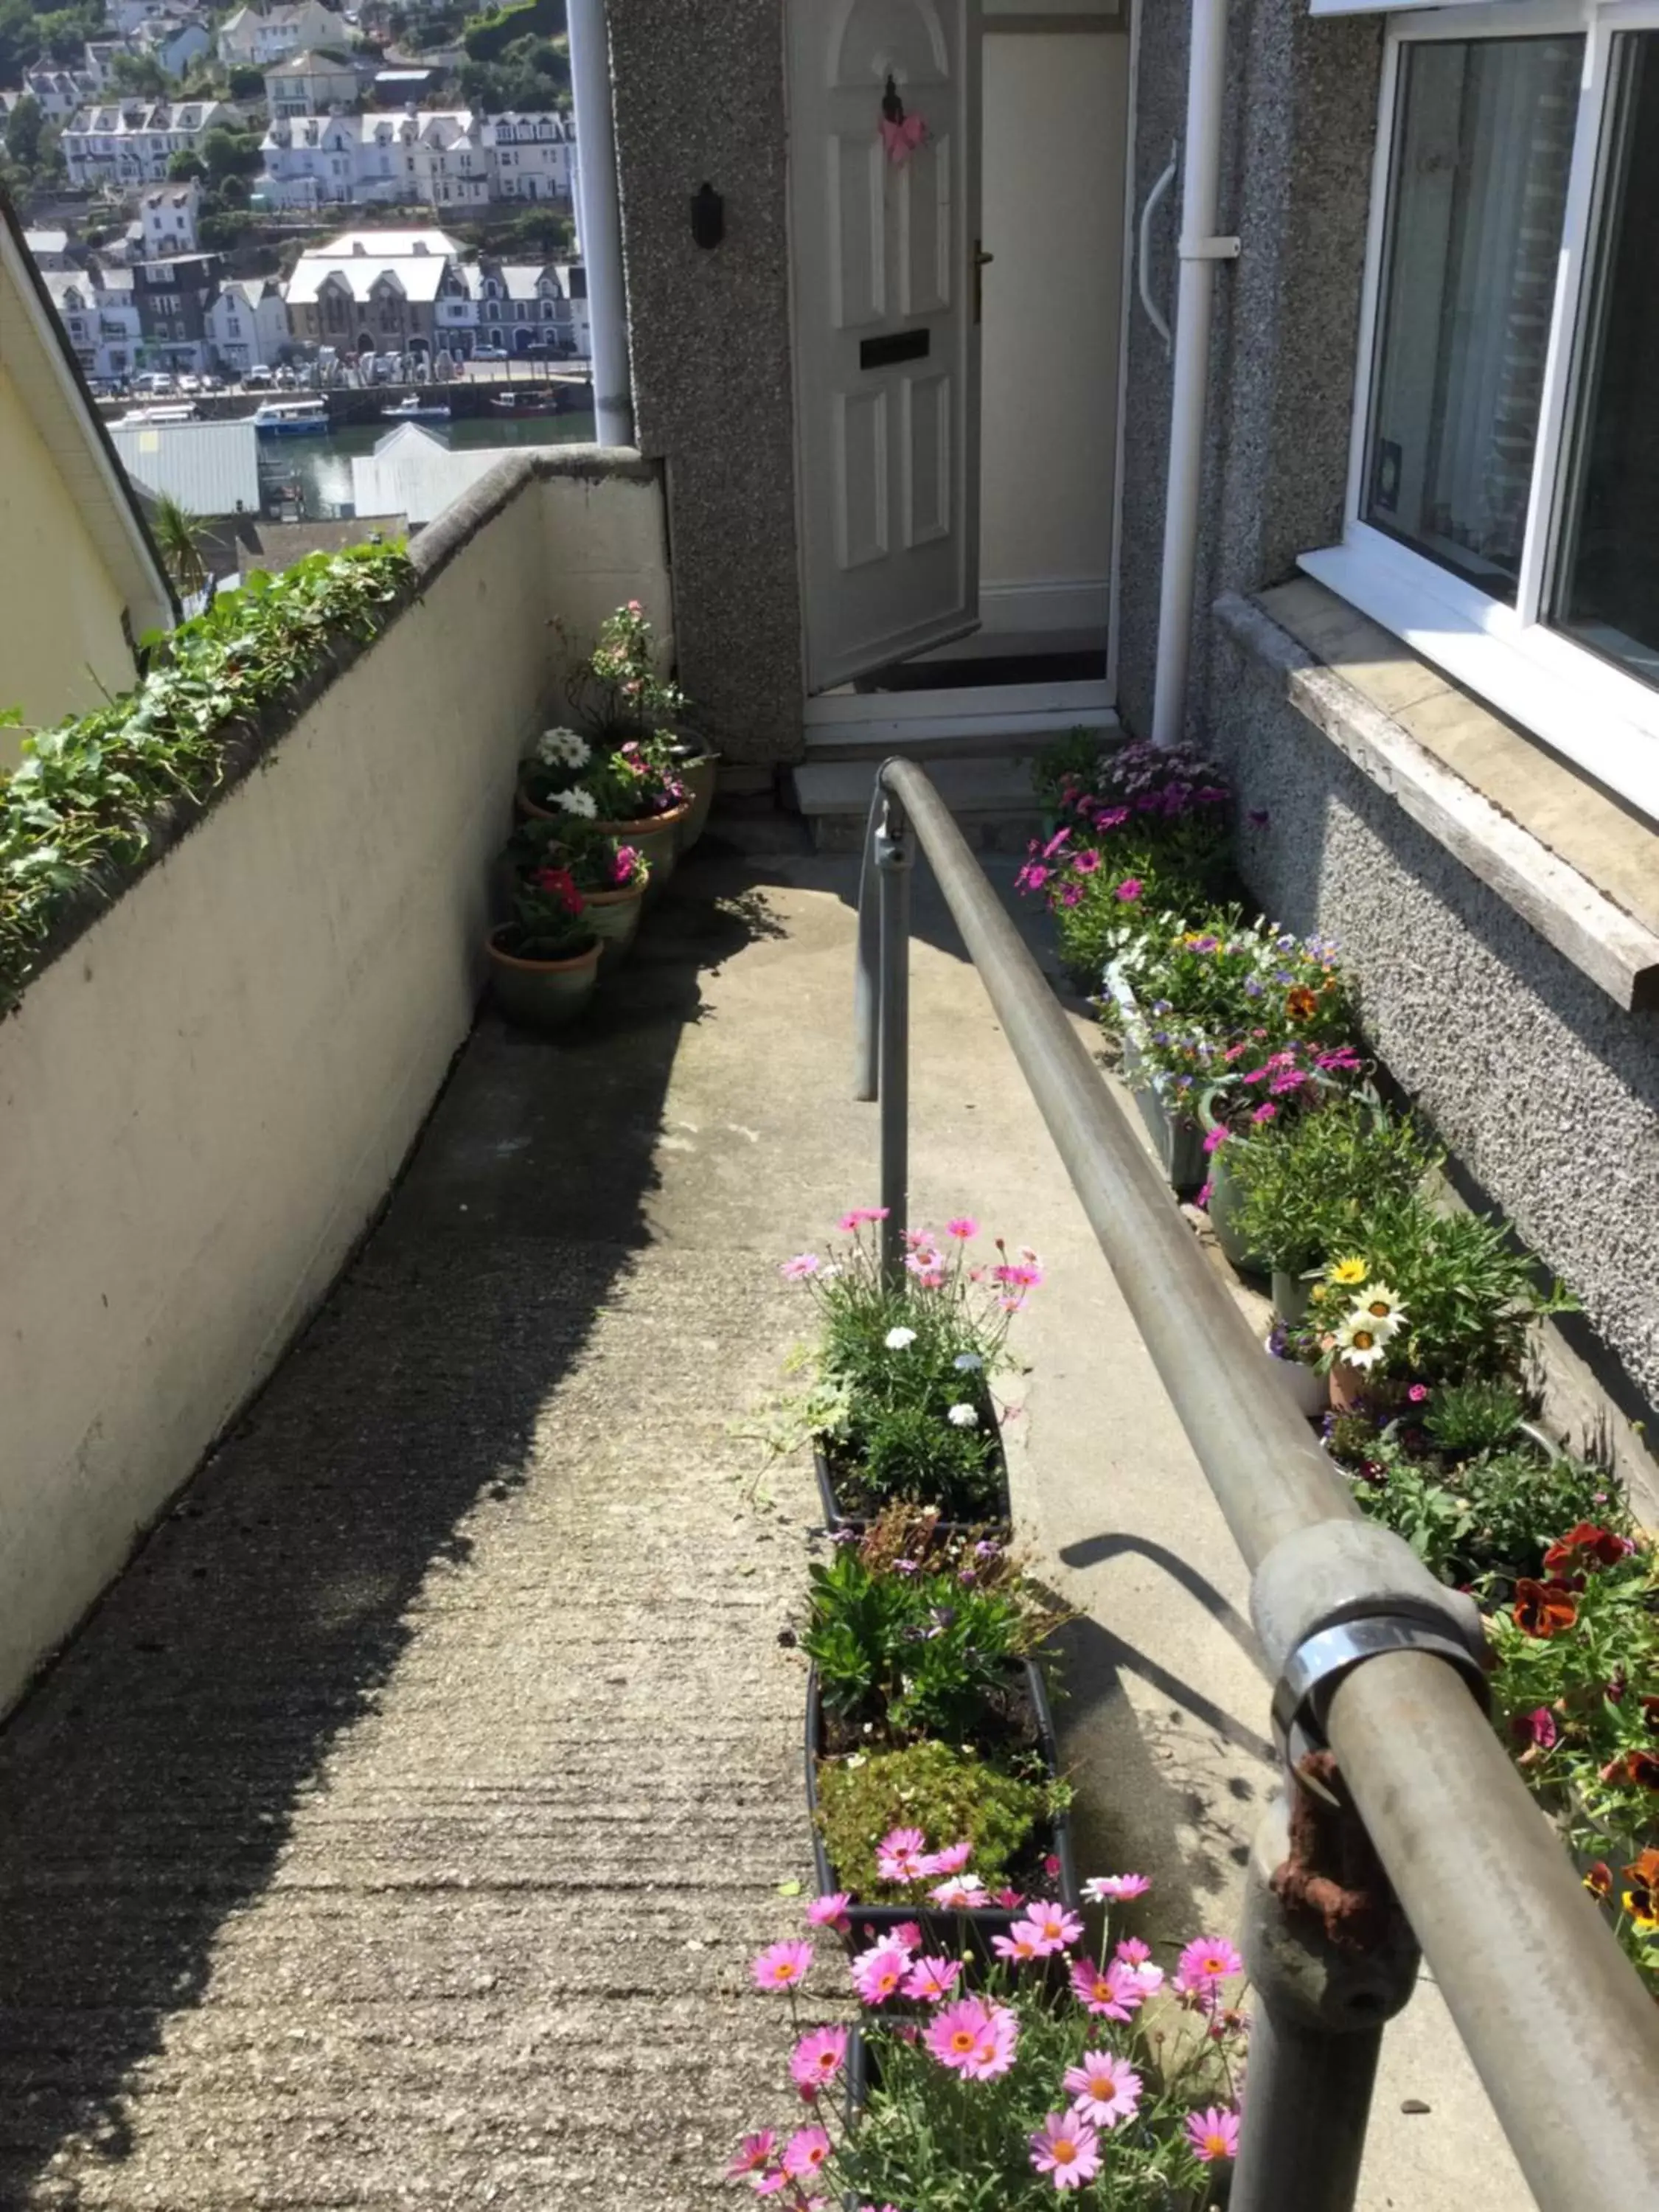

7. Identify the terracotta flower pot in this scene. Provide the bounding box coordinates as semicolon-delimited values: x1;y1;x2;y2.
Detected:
486;930;600;1033
583;878;646;967
594;801;689;900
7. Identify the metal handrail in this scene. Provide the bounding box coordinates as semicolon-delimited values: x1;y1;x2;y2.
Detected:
853;759;1659;2212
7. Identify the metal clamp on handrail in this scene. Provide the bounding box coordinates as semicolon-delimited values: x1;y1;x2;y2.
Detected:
852;757;1659;2212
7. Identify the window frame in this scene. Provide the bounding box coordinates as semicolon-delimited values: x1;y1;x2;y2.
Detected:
1301;0;1659;824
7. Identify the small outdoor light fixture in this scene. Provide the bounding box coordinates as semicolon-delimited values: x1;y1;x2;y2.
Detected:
690;181;725;250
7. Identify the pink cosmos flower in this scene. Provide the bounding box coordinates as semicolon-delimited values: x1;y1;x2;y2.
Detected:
751;1940;814;1992
1114;878;1144;902
789;2025;848;2097
1186;2106;1242;2163
929;1874;989;1910
1083;1873;1152;1904
779;1254;821;1281
930;1840;973;1875
945;1215;979;1241
782;2126;832;2180
1025;1902;1085;1952
849;1937;912;2006
1064;2048;1144;2129
807;1891;852;1933
902;1954;962;2003
1029;2109;1102;2191
925;1996;1018;2081
1175;1936;1244;1997
1071;1957;1146;2020
726;2130;776;2181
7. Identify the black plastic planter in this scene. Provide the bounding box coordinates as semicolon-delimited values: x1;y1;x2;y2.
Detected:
803;1658;1079;1956
812;1400;1014;1541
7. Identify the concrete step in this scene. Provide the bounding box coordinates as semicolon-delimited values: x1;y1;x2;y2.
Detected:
788;748;1052;853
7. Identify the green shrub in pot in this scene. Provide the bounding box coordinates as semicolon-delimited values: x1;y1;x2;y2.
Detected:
1227;1093;1439;1279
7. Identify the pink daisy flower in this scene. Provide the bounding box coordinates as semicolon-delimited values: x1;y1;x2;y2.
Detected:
726;2130;776;2182
782;2126;832;2180
945;1215;979;1239
992;1886;1025;1910
1186;2106;1241;2163
992;1924;1043;1965
751;1940;813;1993
1064;2049;1144;2129
929;1874;988;1910
1024;1902;1084;1952
1113;1937;1152;1966
902;1954;962;2004
1073;848;1102;875
1029;2110;1101;2191
849;1937;912;2006
1083;1873;1152;1904
1114;878;1143;903
779;1254;821;1281
875;1827;930;1882
1175;1936;1244;1997
889;1921;922;1953
930;1840;973;1875
789;2025;848;2097
807;1891;851;1933
925;1997;1018;2081
1071;1957;1144;2020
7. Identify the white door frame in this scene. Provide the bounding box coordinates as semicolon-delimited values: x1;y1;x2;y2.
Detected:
792;0;1134;742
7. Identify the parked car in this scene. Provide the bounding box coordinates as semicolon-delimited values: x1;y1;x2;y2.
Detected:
473;344;506;361
133;371;176;395
243;366;274;390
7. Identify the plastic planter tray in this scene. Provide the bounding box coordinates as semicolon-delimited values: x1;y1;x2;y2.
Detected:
812;1391;1014;1542
803;1658;1079;1955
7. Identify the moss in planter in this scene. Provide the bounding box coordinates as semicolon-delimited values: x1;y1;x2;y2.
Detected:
816;1739;1065;1899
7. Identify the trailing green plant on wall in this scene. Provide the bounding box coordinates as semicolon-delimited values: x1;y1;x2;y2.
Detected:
0;543;414;1012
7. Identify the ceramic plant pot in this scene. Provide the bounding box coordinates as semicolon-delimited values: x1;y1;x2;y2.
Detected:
1120;1033;1207;1195
1271;1268;1314;1326
1204;1138;1269;1276
486;931;601;1033
582;880;647;967
1265;1331;1329;1419
672;748;719;852
594;802;689;900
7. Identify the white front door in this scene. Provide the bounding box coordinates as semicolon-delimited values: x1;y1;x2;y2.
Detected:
787;0;982;693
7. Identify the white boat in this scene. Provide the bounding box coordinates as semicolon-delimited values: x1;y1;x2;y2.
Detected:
380;395;451;422
119;402;199;425
252;397;330;437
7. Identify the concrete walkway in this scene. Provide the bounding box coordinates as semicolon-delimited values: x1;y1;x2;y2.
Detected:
0;842;1532;2210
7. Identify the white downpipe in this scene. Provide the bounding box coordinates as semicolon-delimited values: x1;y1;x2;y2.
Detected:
567;0;633;448
1150;0;1235;748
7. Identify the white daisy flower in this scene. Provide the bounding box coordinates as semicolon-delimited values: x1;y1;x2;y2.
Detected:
946;1402;979;1429
953;1352;984;1372
553;787;598;818
884;1326;917;1349
1335;1315;1390;1371
1353;1281;1407;1335
537;726;591;770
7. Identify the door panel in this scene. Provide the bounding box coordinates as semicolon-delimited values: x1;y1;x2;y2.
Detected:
790;0;981;691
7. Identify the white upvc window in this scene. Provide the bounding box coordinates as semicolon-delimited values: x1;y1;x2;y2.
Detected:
1302;1;1659;824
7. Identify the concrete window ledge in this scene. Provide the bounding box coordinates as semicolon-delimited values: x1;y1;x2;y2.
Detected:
1215;582;1659;1014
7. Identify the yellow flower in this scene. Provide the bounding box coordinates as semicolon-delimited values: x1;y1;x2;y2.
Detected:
1329;1257;1368;1287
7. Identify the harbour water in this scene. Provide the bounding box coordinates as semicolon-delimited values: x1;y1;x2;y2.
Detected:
260;411;599;518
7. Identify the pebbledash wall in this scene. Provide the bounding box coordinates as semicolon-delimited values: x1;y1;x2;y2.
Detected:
0;449;669;1716
1117;0;1659;1418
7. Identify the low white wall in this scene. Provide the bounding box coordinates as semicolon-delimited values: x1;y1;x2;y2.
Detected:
0;451;669;1713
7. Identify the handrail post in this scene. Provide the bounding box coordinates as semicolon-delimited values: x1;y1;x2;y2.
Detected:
874;776;911;1283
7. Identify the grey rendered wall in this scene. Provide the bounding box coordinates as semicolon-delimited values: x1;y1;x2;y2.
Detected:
1117;0;1381;739
606;0;804;765
1214;631;1659;1416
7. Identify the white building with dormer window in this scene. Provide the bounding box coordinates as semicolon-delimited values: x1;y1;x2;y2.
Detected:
254;105;576;214
217;1;348;68
484;111;574;204
61;100;240;189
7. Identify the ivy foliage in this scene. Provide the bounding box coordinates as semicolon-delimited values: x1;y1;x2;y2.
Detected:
0;543;414;1012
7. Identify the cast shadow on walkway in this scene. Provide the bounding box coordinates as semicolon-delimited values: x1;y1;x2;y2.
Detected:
0;854;782;2201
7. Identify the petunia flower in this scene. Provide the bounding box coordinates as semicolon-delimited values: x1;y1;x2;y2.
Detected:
1029;2109;1101;2191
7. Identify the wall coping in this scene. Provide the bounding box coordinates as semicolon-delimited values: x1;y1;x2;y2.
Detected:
8;447;659;1017
1215;587;1659;1015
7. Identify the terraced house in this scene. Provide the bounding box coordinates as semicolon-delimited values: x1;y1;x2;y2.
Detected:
60;98;241;189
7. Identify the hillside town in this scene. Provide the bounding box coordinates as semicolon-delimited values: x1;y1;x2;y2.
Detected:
1;0;583;383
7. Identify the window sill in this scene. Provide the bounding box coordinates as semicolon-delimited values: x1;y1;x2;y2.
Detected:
1214;580;1659;1013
